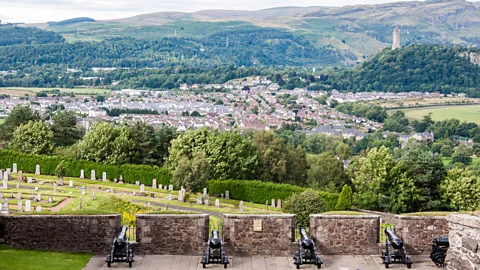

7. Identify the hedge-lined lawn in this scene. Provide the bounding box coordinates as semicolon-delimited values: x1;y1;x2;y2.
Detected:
0;245;92;270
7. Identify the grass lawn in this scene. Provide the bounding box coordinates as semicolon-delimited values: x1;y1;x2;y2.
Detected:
401;212;452;217
442;157;480;166
402;105;480;125
0;245;92;270
320;211;367;216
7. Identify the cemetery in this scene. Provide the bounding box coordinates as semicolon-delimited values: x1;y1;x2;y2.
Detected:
0;163;478;269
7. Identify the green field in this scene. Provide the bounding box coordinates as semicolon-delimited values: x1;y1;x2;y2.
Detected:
402;105;480;125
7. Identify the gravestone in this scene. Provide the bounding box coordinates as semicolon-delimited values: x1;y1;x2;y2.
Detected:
91;192;95;200
204;198;209;206
4;171;10;181
69;181;73;187
79;196;82;210
102;172;107;181
81;186;86;195
140;184;145;196
27;177;32;183
16;192;21;200
197;196;203;205
25;200;32;212
90;170;95;180
119;175;123;183
6;168;11;176
277;199;282;208
2;199;9;214
181;185;184;191
150;193;155;198
226;190;230;200
17;171;22;182
37;193;41;201
271;199;275;208
114;178;117;183
203;188;207;196
159;184;163;190
266;200;268;211
135;180;140;186
215;199;220;207
36;206;41;212
53;182;57;192
240;200;244;212
0;170;3;180
2;179;7;189
80;169;84;179
152;179;157;189
147;202;151;208
164;186;167;190
167;194;172;201
0;193;3;199
221;193;224;198
12;163;17;173
168;184;173;191
35;164;40;175
34;186;38;191
17;201;22;212
15;183;19;188
48;197;53;203
133;191;136;196
178;189;183;201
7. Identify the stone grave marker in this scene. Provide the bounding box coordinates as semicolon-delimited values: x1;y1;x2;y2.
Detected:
27;177;32;183
17;201;22;212
79;196;82;210
53;182;57;192
147;202;151;208
25;200;32;212
240;200;244;212
35;164;40;175
102;172;107;181
215;199;220;207
181;185;184;191
119;175;123;183
15;183;19;189
36;206;41;212
6;168;11;176
152;179;157;189
133;191;136;196
0;170;3;180
2;199;9;214
81;186;86;195
16;192;21;200
150;193;155;198
37;193;41;201
48;197;53;203
271;199;275;208
197;196;203;205
0;193;3;200
90;170;95;180
34;186;38;191
178;189;183;201
226;190;230;200
159;184;163;190
69;180;73;187
204;198;209;206
167;194;172;201
266;200;268;211
12;163;17;173
277;199;282;208
140;184;145;196
2;179;7;189
221;193;224;198
164;186;167;190
135;180;140;186
203;188;207;196
80;169;84;179
4;171;10;181
168;184;173;191
91;192;95;200
17;171;22;182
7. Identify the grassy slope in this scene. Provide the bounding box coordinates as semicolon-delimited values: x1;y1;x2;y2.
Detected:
403;105;480;125
0;245;92;270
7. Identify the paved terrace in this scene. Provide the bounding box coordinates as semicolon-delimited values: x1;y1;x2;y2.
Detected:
84;255;438;270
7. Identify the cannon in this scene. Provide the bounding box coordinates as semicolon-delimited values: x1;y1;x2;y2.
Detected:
381;228;412;268
105;226;134;268
201;230;229;268
430;236;449;267
293;228;323;269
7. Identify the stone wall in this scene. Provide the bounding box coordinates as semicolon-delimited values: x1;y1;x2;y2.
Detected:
136;214;209;255
223;214;295;256
394;215;449;255
310;214;380;255
357;209;397;225
446;214;480;270
0;215;120;253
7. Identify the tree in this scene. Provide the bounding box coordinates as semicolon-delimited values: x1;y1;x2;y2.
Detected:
451;144;473;165
307;152;348;192
0;105;40;140
441;167;480;211
172;152;210;192
9;121;54;155
283;190;327;227
55;161;66;185
51;110;83;146
335;185;353;210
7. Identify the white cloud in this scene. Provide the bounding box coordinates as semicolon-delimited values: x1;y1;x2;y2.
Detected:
0;0;479;23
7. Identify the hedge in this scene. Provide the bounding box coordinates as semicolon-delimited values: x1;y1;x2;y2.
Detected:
207;179;339;210
0;150;172;186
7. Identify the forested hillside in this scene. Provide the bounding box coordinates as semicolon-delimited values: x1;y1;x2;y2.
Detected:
0;26;64;46
322;45;480;96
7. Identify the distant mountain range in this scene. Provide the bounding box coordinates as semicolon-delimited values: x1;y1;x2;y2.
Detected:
28;0;480;65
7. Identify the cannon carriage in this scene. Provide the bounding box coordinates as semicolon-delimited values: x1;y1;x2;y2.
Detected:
430;236;449;267
293;228;323;269
105;226;134;268
201;230;229;268
381;228;412;268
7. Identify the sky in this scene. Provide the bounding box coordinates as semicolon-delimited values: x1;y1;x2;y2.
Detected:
0;0;478;23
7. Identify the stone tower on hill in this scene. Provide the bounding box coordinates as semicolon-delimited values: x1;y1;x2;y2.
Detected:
392;26;401;50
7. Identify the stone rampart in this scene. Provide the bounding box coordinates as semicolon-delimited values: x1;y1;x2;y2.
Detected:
0;215;120;253
446;214;480;270
310;214;380;255
136;214;209;255
223;214;295;256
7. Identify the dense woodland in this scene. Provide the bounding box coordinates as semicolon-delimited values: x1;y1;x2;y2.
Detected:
0;26;64;46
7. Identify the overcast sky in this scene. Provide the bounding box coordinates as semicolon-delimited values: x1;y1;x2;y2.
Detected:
0;0;478;23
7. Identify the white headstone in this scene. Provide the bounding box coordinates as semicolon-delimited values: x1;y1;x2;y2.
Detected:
226;190;230;200
204;198;209;206
37;193;41;201
203;188;207;196
91;192;95;200
4;170;10;181
178;189;183;201
53;182;57;192
16;192;21;200
119;175;123;183
36;206;41;212
17;171;22;182
35;164;40;175
2;198;9;213
34;186;38;191
167;194;172;201
168;184;173;191
215;199;220;207
90;170;95;180
152;179;157;189
102;172;107;181
80;169;84;179
197;196;203;205
0;170;3;180
69;180;73;187
15;183;19;189
140;184;145;196
159;184;163;190
48;196;53;203
2;179;7;189
271;199;275;208
12;163;17;173
81;186;86;195
0;193;3;200
6;168;11;175
277;199;282;208
135;180;140;186
27;177;32;183
25;200;32;212
17;201;22;212
164;186;167;190
240;200;244;212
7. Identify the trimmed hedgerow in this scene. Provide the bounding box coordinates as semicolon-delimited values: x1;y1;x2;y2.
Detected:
207;179;338;210
0;150;172;186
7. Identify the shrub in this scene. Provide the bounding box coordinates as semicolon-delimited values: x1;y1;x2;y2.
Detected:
283;190;328;227
207;179;338;208
0;149;172;186
335;184;353;210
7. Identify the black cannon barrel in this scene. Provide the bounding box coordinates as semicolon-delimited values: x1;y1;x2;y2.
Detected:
385;228;403;249
209;230;222;249
300;228;314;250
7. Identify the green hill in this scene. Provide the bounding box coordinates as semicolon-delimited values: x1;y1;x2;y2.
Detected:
0;26;64;46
